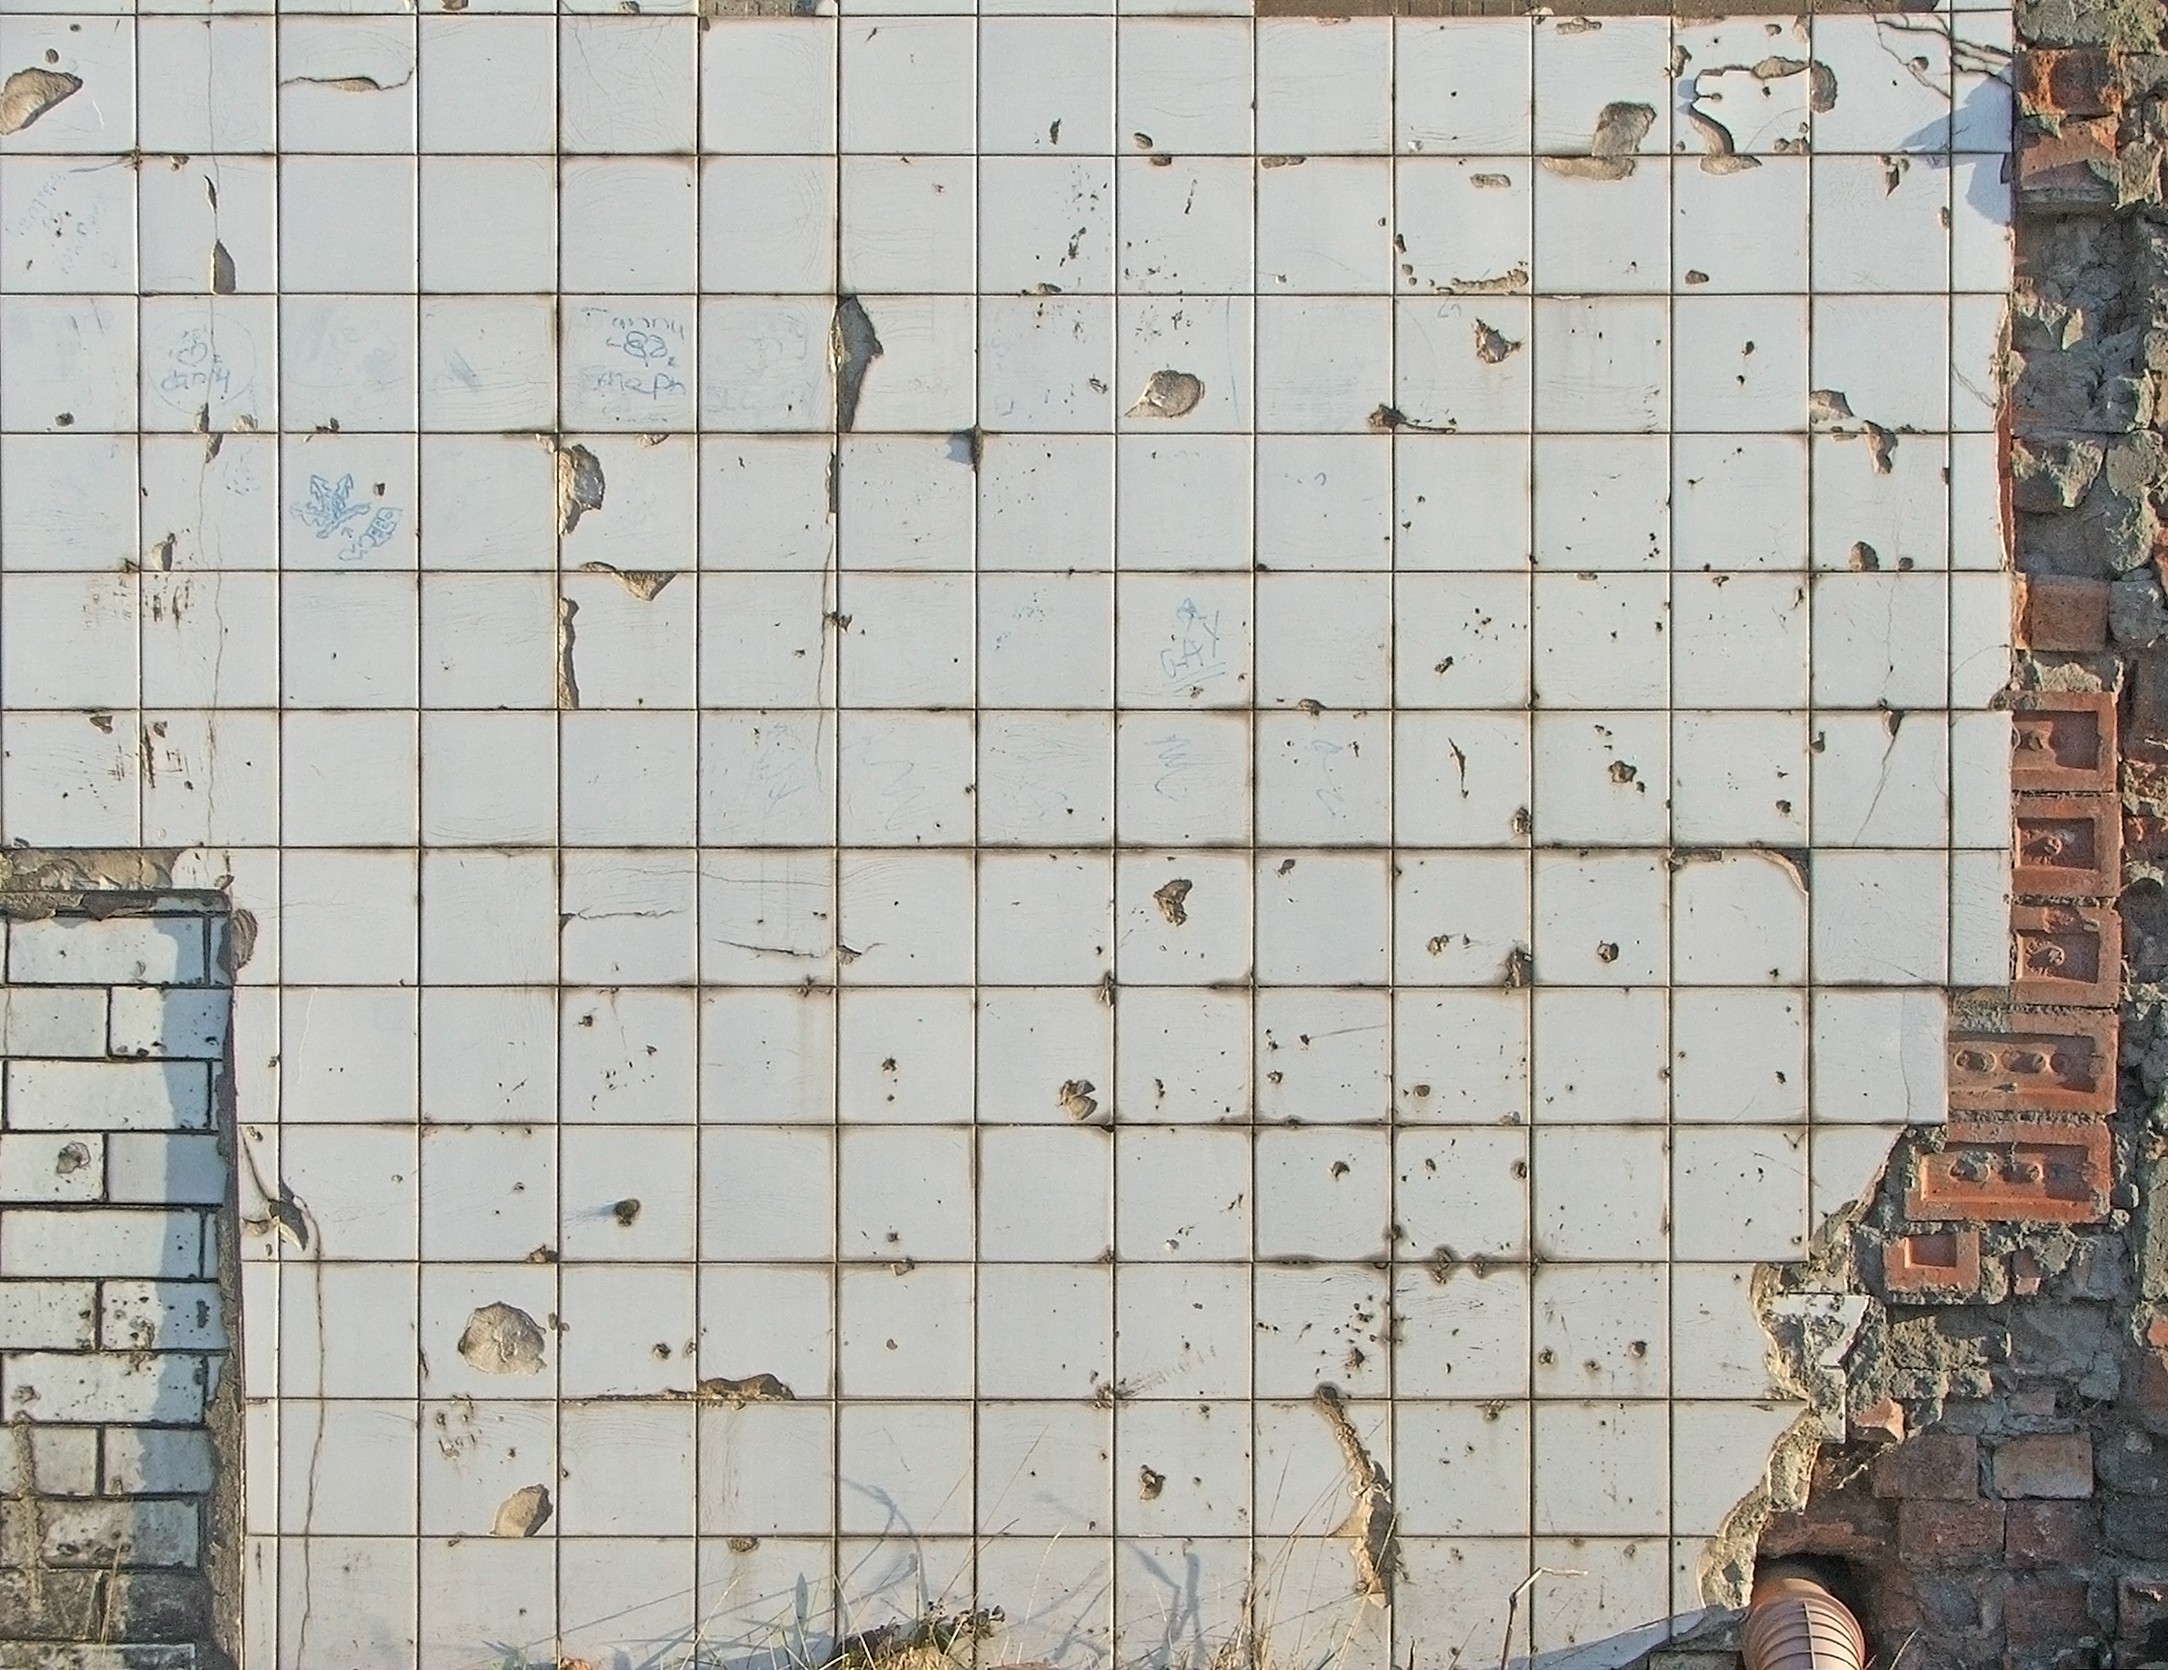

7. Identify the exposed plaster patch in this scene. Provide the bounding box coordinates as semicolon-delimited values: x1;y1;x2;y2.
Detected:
578;561;675;601
551;440;606;536
833;296;884;432
555;596;580;711
697;1372;795;1405
0;67;80;136
492;1484;553;1537
1541;101;1655;181
1127;369;1206;419
456;1303;548;1376
1445;264;1531;294
1313;1383;1397;1603
1473;318;1523;362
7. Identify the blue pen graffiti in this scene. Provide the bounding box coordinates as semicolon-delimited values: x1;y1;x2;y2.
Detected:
582;313;689;407
294;473;402;563
1159;598;1228;691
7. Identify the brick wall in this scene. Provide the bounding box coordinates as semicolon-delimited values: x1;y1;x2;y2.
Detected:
1731;9;2168;1668
0;904;236;1670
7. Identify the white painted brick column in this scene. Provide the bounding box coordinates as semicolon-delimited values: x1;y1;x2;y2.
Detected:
0;906;233;1670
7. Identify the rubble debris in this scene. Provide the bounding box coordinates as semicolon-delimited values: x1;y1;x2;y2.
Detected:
835;1605;1003;1670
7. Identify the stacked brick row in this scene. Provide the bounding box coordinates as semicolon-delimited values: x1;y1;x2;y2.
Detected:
1881;691;2123;1298
0;909;233;1665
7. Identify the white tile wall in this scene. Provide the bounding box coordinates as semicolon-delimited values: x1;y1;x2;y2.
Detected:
0;2;2009;1666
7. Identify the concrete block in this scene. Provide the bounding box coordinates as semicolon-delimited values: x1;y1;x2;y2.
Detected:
7;918;205;987
0;988;110;1058
107;989;228;1062
0;1281;95;1350
0;1210;203;1280
99;1283;226;1354
0;1134;103;1203
4;1062;212;1134
101;1427;214;1496
105;1135;225;1208
0;1354;209;1425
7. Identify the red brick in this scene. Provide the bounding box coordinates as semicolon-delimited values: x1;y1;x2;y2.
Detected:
1947;1016;2119;1118
2013;903;2122;1007
2009;1500;2099;1568
2018;117;2122;209
1996;1433;2097;1500
1910;1119;2115;1225
1884;1229;1983;1295
2013;692;2118;794
2019;49;2123;118
1874;1433;1981;1501
1853;1396;1907;1443
1901;1498;2007;1564
2006;1575;2097;1644
2135;1350;2168;1417
2014;795;2122;898
2016;573;2113;648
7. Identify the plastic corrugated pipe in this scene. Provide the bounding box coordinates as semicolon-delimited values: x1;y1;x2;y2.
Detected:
1743;1564;1868;1670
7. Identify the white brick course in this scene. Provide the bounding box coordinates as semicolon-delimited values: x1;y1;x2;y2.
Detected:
0;1207;204;1279
102;1425;215;1496
2;1351;211;1425
37;1496;201;1567
106;1132;227;1206
7;917;206;987
0;1423;99;1496
0;1132;104;1203
0;1280;96;1350
5;1059;212;1132
109;986;229;1060
0;986;110;1057
99;1280;227;1353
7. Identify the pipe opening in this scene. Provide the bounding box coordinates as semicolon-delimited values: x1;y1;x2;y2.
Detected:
1744;1558;1869;1670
